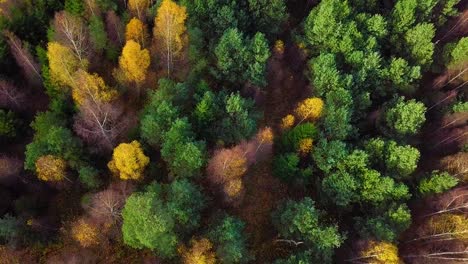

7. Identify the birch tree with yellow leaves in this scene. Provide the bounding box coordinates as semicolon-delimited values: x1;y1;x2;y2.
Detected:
153;0;187;76
128;0;149;21
116;40;150;98
125;17;148;47
47;42;87;88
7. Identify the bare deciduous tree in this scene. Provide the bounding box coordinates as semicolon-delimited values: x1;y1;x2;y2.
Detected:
0;79;26;111
53;11;90;64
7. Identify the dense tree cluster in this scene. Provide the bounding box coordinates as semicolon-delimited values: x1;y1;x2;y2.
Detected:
0;0;466;263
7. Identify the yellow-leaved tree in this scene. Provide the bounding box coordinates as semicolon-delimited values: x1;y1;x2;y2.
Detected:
117;40;150;87
179;238;217;264
153;0;187;76
47;42;86;88
295;97;324;123
281;114;295;130
108;140;149;180
125;17;148;47
356;241;401;264
128;0;149;21
71;218;99;247
298;138;313;156
35;155;67;182
72;69;117;106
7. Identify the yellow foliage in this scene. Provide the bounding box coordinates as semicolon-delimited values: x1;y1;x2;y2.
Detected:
298;138;313;156
361;241;401;264
125;18;148;47
427;214;468;241
108;140;149;180
224;178;243;198
128;0;149;20
153;0;187;75
72;69;117;105
257;127;274;144
179;238;217;264
281;114;295;130
274;40;285;54
294;97;324;122
71;219;99;247
47;42;86;88
35;155;67;182
118;40;150;85
224;156;247;182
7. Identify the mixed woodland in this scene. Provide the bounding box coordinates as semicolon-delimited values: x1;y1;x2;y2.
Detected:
0;0;467;263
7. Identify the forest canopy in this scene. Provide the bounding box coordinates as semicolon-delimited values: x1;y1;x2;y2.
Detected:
0;0;466;263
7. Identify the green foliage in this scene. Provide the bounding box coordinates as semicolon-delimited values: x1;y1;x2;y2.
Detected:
274;250;316;264
24;111;82;171
64;0;84;16
386;141;420;179
247;0;288;35
0;214;22;244
309;53;348;97
273;198;344;262
278;123;318;153
383;57;421;94
89;15;107;53
78;166;101;189
122;180;205;258
384;97;426;136
443;37;468;70
246;32;270;86
0;110;19;138
273;153;312;182
208;215;250;264
141;101;180;146
452;101;468;113
356;203;411;241
161;118;206;178
322;88;354;140
312;139;348;174
218;92;259;145
322;171;358;207
215;28;270;86
404;23;435;68
418;170;458;196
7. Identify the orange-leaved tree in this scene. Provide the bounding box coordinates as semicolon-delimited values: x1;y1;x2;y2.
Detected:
108;140;149;180
71;218;99;247
153;0;187;76
35;155;67;182
125;17;148;47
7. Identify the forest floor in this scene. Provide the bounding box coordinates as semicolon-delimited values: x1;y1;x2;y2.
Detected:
233;42;312;262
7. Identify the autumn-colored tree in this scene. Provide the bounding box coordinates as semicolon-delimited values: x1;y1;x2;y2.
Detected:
47;42;86;88
117;40;150;88
71;218;99;247
440;152;467;182
125;17;148;47
411;214;468;243
179;238;217;264
86;181;134;225
35;155;67;182
52;11;89;64
128;0;149;21
108;140;149;180
274;39;285;55
281;114;295;130
72;70;117;106
294;97;324;123
153;0;187;76
0;79;25;111
349;241;401;264
4;31;41;86
298;138;313;156
74;100;135;153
